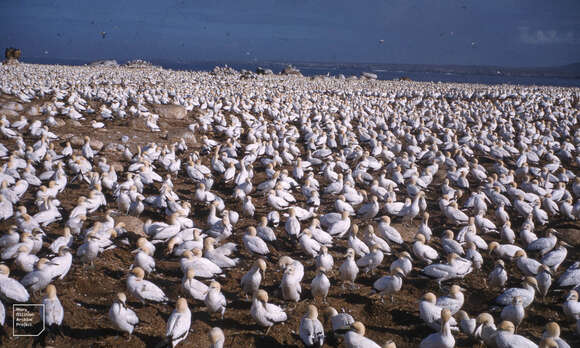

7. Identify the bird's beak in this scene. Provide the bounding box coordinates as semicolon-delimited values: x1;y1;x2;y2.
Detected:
474;324;482;337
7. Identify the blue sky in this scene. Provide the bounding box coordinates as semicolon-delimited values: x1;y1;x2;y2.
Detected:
1;0;579;67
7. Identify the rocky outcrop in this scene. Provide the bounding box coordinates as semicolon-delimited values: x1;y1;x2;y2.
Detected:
281;65;302;76
212;65;238;76
152;104;188;120
89;60;119;67
361;72;378;80
124;59;157;68
256;67;274;75
116;215;145;236
3;47;21;65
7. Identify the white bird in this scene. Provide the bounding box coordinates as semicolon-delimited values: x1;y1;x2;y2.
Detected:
562;290;580;320
557;262;580;287
390;251;413;276
324;306;354;335
41;284;64;327
165;298;191;347
488;259;508;291
281;265;301;302
356;244;384;274
343;321;381;348
541;240;568;272
422;253;472;288
413;234;439;264
205;281;227;319
436;284;465;315
372;267;404;303
542;322;570;348
496;277;539;308
348;225;370;257
299;229;321;257
314;245;334;272
419;308;455;348
299;305;325;347
339;248;359;290
377;216;403;244
457;310;476;338
250;289;287;334
126;267;168;303
133;245;156;274
243;226;269;256
494;320;538;348
20;258;56;294
0;264;30;302
203;237;239;268
109;292;139;336
515;250;542;276
181;267;208;301
208;327;225;348
180;249;223;278
311;268;331;303
241;259;267;297
501;295;525;329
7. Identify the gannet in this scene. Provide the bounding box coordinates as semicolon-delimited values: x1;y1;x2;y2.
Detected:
0;264;30;302
496;277;538;308
126;267;168;303
165;298;191;347
419;308;455;348
109;292;139;336
205;281;227;319
343;322;381;348
339;248;359;290
494;320;537;348
208;327;225;348
250;289;287;334
299;304;325;347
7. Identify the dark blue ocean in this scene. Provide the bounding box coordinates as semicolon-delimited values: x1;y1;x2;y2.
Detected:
165;61;580;88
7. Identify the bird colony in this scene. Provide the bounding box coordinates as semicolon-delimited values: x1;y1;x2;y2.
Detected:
0;62;578;348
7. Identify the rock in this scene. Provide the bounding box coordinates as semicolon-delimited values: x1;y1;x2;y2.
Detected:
124;59;156;68
171;129;196;145
70;120;82;127
256;67;274;75
53;119;66;127
158;120;170;129
3;47;21;65
27;106;41;116
89;59;118;67
1;101;23;111
281;65;302;76
111;162;124;171
90;139;104;151
152;104;187;120
115;215;145;236
103;143;119;152
361;72;378;80
70;136;84;147
0;109;18;117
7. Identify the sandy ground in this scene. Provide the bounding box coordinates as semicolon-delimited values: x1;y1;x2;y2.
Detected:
0;77;578;348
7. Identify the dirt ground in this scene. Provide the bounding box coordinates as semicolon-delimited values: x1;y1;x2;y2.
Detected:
0;90;578;348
